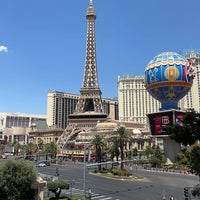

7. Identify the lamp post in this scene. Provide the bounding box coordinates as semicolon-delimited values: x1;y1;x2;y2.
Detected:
55;167;59;180
70;179;75;198
83;141;86;199
81;130;88;199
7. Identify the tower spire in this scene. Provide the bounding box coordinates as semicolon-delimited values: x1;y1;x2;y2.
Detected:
82;0;97;89
86;0;96;20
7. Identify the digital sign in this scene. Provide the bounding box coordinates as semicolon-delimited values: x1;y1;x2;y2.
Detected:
147;110;185;135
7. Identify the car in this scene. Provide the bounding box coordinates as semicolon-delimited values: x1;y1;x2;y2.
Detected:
43;160;51;166
37;162;46;167
2;154;7;159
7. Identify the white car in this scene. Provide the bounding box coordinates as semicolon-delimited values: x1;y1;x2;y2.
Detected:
38;162;46;167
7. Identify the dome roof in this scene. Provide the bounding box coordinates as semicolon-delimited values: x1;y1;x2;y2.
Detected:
146;52;186;70
96;122;118;128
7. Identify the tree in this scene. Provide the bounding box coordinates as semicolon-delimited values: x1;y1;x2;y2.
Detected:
0;143;5;155
37;138;44;151
12;140;21;156
176;150;190;166
23;142;38;160
108;137;120;168
132;147;138;157
168;109;200;146
115;126;132;170
145;145;154;159
43;141;58;159
0;159;37;200
91;135;106;171
187;143;200;176
127;147;138;160
47;180;69;199
150;146;166;167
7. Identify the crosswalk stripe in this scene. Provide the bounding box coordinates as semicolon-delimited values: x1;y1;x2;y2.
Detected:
91;195;106;199
65;188;114;200
91;193;100;196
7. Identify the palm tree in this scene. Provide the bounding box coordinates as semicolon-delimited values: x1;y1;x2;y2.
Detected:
108;137;120;168
12;141;21;156
91;135;106;171
37;138;44;151
43;142;58;159
115;126;132;170
24;142;38;159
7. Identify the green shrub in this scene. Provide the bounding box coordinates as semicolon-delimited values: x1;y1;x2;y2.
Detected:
111;168;119;175
47;180;69;199
99;168;109;173
110;168;131;177
118;169;131;177
0;159;37;200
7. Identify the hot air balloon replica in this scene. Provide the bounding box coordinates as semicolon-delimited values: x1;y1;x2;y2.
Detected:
144;52;195;162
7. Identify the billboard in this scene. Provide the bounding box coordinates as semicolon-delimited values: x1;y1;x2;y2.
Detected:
147;110;185;135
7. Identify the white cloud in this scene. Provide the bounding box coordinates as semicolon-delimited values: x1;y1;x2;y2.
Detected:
0;45;8;52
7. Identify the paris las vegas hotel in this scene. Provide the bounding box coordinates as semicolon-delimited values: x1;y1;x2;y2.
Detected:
47;49;200;129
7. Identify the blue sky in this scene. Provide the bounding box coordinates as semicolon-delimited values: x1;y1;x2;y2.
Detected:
0;0;199;115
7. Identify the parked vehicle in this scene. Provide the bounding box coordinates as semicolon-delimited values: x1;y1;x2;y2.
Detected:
35;162;46;167
43;160;51;166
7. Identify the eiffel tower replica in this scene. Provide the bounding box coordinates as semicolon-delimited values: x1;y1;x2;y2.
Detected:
68;0;108;128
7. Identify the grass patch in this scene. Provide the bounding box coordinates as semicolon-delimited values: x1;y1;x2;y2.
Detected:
99;172;144;180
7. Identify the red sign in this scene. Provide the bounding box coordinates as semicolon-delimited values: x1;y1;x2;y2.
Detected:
147;110;185;135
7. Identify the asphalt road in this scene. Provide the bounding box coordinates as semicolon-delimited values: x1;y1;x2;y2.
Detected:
38;162;199;200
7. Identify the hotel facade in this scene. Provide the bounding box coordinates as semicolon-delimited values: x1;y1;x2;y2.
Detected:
0;112;46;145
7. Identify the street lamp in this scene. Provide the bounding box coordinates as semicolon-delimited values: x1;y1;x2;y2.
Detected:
83;139;86;199
80;130;87;199
70;179;75;198
80;130;91;199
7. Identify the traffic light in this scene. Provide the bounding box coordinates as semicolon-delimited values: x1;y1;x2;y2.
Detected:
56;167;59;177
184;187;189;199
